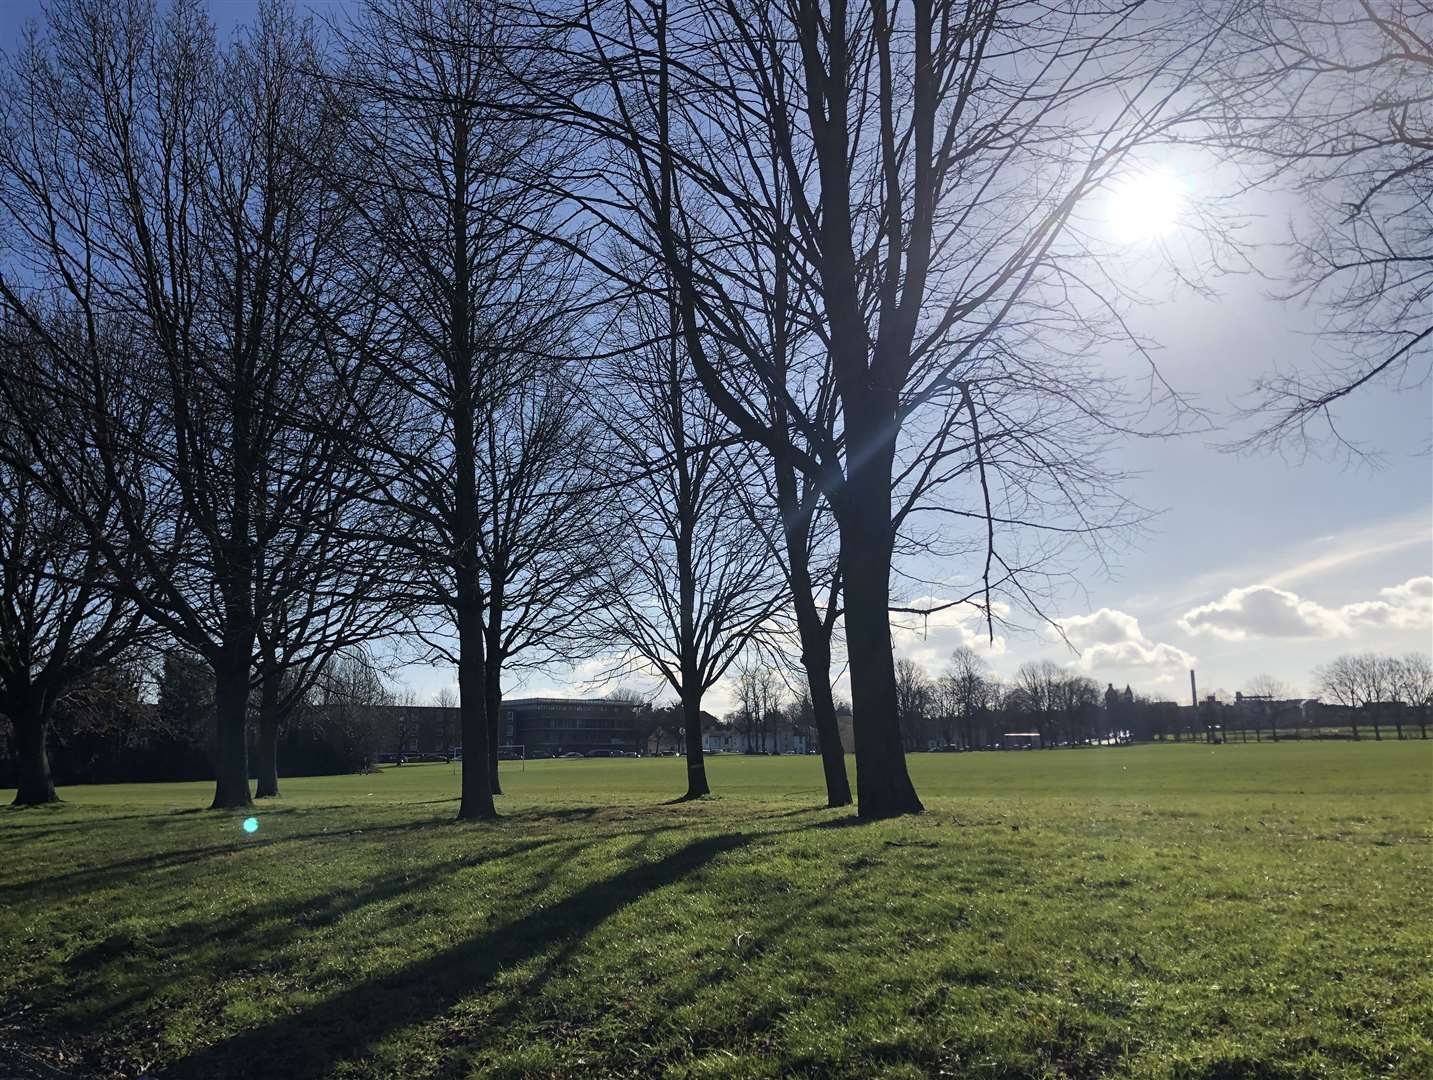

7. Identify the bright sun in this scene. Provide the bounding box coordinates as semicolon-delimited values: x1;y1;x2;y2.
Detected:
1107;169;1185;243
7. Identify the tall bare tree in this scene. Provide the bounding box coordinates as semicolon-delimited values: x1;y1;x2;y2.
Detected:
943;645;992;749
477;368;614;794
545;0;1235;816
1388;652;1433;739
589;298;787;799
0;349;151;804
324;0;575;819
0;0;370;808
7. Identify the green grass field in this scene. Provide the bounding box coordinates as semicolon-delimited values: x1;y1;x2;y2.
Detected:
2;743;1430;1079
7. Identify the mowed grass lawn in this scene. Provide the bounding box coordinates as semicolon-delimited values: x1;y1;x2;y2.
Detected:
2;743;1430;1080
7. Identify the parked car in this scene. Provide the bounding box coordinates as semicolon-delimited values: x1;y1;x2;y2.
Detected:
560;752;584;759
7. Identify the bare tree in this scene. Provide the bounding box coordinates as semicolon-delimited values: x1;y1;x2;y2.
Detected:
323;0;574;819
545;0;1235;817
1015;660;1065;749
1050;673;1100;746
0;1;373;808
1244;673;1293;699
1314;652;1397;739
894;658;933;751
944;646;991;749
588;299;787;799
736;657;786;753
0;360;151;804
1241;672;1296;741
310;651;394;772
1212;1;1432;455
1388;652;1433;739
477;369;613;794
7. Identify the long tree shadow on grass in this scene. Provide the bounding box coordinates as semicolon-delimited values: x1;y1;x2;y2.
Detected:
0;816;460;904
156;830;753;1079
44;834;580;1042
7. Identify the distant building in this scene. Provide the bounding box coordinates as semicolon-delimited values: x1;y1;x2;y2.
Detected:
499;697;638;757
702;725;741;753
372;696;639;758
373;703;459;757
702;716;808;754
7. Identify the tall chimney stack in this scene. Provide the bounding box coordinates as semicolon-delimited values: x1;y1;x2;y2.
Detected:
1190;669;1198;709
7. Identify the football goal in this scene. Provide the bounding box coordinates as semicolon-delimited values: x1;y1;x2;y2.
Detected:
497;744;526;770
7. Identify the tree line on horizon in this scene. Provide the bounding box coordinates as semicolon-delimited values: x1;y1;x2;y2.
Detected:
0;0;1427;814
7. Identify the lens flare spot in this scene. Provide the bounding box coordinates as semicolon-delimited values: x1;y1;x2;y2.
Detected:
242;816;260;834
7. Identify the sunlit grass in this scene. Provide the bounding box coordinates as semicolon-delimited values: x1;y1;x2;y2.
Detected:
2;742;1429;1079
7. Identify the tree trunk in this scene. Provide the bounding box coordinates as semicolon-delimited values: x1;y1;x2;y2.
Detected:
835;470;923;818
803;635;852;808
681;684;710;799
485;657;503;796
211;654;253;809
10;703;58;806
455;598;496;820
254;666;281;798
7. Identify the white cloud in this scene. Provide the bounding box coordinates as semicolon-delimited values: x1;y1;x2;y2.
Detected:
1178;576;1433;641
890;597;1009;673
1379;577;1433;608
1057;608;1196;673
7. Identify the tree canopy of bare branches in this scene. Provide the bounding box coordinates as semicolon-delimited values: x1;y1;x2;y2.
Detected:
1211;1;1432;455
0;0;396;807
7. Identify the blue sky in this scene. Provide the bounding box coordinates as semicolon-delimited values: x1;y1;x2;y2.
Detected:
3;0;1428;712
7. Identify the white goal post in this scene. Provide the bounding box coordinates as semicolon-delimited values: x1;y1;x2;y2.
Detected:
497;744;526;770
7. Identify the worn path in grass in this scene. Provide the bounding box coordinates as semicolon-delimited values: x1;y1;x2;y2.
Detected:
2;743;1430;1079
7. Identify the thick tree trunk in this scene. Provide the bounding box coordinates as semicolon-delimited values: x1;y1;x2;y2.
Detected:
211;654;253;809
456;599;496;820
448;103;495;822
254;667;281;798
681;684;710;799
835;469;923;818
10;704;58;806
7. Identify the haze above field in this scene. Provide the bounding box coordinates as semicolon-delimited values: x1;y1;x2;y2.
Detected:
1;0;1427;712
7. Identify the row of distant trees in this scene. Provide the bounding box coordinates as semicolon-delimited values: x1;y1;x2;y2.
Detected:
876;647;1433;749
1;1;1426;815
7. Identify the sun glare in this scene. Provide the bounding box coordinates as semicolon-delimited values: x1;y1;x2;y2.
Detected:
1107;169;1185;243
